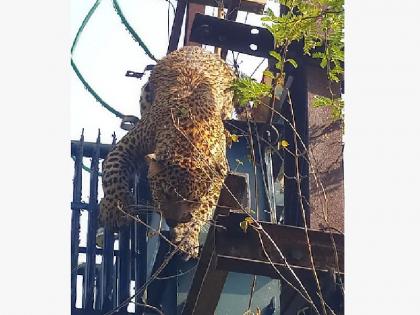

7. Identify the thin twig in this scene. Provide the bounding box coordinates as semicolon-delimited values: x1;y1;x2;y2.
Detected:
131;301;165;315
288;91;328;315
255;226;321;314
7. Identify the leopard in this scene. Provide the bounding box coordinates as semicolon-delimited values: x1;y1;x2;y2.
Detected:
99;46;236;259
139;81;153;114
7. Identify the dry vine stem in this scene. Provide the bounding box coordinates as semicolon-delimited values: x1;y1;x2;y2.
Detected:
132;302;165;315
255;226;321;315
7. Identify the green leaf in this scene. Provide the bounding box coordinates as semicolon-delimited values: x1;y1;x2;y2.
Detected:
320;56;328;68
257;0;344;123
313;96;344;121
269;50;282;61
263;70;275;79
286;58;298;68
233;76;272;107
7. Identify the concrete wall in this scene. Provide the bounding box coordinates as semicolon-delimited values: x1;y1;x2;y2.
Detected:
306;59;344;232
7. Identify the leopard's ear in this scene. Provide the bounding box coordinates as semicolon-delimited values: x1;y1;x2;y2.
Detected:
145;154;162;178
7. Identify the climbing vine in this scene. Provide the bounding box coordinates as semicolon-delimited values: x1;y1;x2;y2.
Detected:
234;0;344;121
233;76;272;107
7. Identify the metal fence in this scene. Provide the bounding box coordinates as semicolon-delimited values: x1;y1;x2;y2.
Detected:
71;130;149;314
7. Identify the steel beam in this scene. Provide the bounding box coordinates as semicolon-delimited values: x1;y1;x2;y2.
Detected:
215;213;344;276
71;140;111;159
181;226;228;315
188;0;266;14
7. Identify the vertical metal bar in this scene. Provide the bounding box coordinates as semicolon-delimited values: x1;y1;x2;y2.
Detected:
83;130;101;309
282;42;310;227
101;133;117;312
133;174;148;315
134;222;147;314
115;125;131;310
113;255;119;309
264;145;277;223
254;123;279;223
95;265;102;310
167;0;188;53
101;228;115;311
118;226;131;310
248;122;268;221
71;130;84;309
129;223;136;313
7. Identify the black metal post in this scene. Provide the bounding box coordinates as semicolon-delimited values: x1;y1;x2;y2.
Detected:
117;226;131;309
101;228;115;311
71;131;84;309
83;130;101;309
167;0;188;53
281;42;310;227
101;135;117;312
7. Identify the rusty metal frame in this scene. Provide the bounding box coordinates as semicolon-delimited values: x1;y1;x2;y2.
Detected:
182;211;343;314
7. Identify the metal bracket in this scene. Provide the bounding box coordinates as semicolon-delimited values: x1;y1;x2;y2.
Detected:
125;70;144;79
120;115;140;131
190;14;274;58
125;64;155;79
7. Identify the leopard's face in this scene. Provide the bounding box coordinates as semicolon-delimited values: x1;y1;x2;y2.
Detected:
139;81;154;114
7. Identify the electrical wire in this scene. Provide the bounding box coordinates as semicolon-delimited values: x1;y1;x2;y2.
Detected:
112;0;158;62
71;59;124;119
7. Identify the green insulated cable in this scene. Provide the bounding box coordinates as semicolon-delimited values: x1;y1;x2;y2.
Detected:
71;0;102;55
71;0;123;118
71;0;157;118
112;0;158;62
71;58;124;119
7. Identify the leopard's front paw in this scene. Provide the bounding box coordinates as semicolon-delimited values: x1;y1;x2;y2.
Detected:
171;225;200;261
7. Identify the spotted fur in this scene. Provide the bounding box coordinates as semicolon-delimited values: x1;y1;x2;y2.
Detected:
99;47;236;258
139;81;153;114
